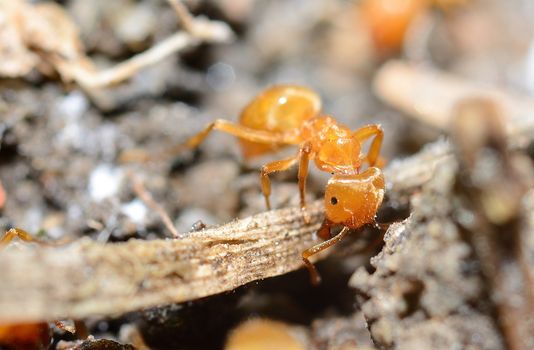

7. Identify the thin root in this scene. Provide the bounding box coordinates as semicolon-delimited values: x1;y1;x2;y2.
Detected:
128;172;180;239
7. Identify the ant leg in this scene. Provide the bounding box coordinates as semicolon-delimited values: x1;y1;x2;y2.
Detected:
302;226;350;285
0;228;34;247
146;119;298;162
260;155;299;210
298;142;312;218
317;218;333;240
185;119;294;149
352;125;383;167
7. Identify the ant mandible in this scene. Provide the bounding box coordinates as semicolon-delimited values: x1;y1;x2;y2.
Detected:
181;85;385;284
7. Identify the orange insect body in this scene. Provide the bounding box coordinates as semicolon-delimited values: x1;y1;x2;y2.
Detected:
300;116;365;173
238;85;321;158
0;323;51;349
182;85;385;284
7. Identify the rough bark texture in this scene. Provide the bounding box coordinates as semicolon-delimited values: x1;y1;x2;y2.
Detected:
0;203;324;322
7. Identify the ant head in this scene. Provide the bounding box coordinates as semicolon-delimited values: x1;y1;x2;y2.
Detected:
324;168;385;228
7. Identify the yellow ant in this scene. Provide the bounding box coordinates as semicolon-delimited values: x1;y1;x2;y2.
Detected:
180;85;386;284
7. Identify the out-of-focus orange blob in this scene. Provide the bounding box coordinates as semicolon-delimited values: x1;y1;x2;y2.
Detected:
0;323;51;349
238;85;321;159
360;0;427;53
225;319;306;350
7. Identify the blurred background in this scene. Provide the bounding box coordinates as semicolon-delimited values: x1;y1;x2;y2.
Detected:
1;0;534;349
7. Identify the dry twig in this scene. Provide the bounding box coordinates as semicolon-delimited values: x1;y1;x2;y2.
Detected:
0;0;234;89
0;138;480;323
0;202;323;323
0;133;455;323
128;173;180;239
57;0;234;89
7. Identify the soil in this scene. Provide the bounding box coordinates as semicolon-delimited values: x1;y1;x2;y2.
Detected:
1;0;534;349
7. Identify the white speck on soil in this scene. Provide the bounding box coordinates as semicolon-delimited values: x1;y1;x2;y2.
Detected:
121;199;148;224
88;164;124;202
57;90;89;121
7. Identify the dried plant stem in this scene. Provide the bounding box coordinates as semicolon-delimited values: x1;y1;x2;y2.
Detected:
167;0;196;32
68;32;198;88
62;1;233;88
0;203;323;323
374;60;534;138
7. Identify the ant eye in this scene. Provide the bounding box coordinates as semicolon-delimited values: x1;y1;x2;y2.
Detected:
330;197;338;205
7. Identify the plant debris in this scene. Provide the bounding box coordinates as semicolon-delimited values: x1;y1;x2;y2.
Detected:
0;0;233;89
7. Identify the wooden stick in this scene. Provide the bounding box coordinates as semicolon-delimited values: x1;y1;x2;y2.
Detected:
0;203;323;323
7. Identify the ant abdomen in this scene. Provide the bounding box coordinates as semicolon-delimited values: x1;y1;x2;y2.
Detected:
238;85;321;158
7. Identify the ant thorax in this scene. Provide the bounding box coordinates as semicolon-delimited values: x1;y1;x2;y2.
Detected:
302;117;363;174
